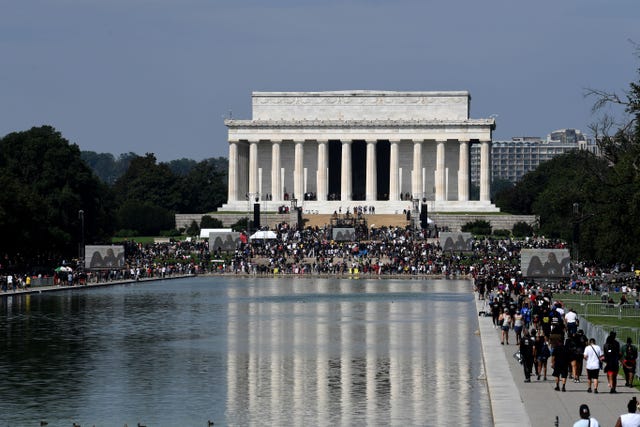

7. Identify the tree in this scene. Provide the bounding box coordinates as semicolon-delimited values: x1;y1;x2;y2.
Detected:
113;153;181;211
200;215;224;228
461;220;491;236
0;126;114;269
115;199;174;236
179;160;228;213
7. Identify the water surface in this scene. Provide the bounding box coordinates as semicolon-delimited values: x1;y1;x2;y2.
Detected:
0;277;492;426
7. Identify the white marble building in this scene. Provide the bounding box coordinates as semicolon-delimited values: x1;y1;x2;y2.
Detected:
221;91;499;214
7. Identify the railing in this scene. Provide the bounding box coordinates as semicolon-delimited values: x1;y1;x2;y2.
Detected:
582;302;640;319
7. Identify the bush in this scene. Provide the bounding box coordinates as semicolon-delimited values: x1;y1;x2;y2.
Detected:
493;229;511;238
230;217;249;232
461;220;492;236
186;220;200;236
201;215;224;228
512;221;535;238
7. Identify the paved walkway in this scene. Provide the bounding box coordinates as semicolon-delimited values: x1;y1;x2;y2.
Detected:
476;298;636;427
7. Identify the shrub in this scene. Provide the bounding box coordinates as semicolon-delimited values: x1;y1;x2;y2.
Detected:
512;221;534;238
493;229;511;238
461;220;492;236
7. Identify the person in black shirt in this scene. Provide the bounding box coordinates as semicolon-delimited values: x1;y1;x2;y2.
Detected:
603;331;621;393
520;328;535;382
552;340;570;392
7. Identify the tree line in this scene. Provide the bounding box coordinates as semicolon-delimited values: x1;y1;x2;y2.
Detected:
0;126;227;272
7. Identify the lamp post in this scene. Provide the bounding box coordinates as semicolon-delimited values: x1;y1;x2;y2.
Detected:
572;203;580;263
78;210;85;271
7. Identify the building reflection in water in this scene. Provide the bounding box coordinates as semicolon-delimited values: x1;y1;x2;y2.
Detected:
226;279;492;426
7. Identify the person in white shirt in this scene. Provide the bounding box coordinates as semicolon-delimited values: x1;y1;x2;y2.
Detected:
573;404;599;427
565;307;578;336
583;338;603;393
614;396;640;427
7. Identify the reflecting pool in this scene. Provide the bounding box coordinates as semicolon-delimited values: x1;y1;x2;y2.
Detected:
0;277;492;426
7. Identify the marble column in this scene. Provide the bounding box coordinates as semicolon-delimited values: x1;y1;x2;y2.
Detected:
316;140;328;201
389;140;399;201
341;140;352;201
248;141;258;195
457;139;470;202
411;140;422;199
435;140;446;201
294;141;304;201
365;140;377;201
228;141;238;202
271;141;281;200
480;140;491;202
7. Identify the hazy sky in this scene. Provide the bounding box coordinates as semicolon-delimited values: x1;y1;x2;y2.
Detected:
1;0;638;162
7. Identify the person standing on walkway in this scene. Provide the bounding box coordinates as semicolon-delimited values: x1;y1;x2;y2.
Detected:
584;337;603;393
572;404;600;427
552;338;570;392
514;309;524;345
572;329;588;383
603;331;622;393
565;307;579;336
499;307;512;345
520;328;535;382
622;337;638;388
535;332;551;381
613;396;640;427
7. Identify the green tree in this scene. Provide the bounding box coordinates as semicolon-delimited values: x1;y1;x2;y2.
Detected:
0;126;114;267
179;160;228;213
115;199;174;236
461;220;492;236
200;215;224;228
113;153;181;211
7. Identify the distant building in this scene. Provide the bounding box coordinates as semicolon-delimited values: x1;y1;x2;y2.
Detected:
470;129;599;184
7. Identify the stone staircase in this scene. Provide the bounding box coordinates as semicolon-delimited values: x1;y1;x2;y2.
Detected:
302;213;410;229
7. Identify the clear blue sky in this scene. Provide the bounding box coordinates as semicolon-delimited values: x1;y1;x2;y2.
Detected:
1;0;638;162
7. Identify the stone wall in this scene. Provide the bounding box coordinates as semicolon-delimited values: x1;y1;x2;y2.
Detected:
176;212;537;233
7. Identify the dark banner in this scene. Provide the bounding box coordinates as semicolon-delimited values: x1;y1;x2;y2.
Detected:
521;249;571;278
332;228;355;241
85;245;125;269
439;232;474;252
209;232;241;251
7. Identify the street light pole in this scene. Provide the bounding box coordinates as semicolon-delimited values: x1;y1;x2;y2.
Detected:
78;210;85;271
572;203;580;263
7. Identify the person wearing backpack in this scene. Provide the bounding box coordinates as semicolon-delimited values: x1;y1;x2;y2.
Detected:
622;337;638;388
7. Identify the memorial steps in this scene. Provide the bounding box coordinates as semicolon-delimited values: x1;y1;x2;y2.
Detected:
302;213;410;229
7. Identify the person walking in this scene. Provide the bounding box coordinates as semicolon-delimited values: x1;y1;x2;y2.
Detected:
520;328;535;382
499;308;512;345
514;309;524;345
535;332;551;381
613;396;640;427
622;337;638;388
583;337;603;393
573;329;588;383
551;338;570;392
603;331;622;393
572;404;600;427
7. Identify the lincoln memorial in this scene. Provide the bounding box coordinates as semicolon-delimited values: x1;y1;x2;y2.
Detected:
220;91;499;214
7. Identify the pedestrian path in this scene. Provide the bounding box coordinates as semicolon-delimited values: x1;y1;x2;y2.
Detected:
476;298;636;427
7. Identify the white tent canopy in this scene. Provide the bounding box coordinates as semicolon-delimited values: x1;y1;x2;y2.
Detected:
250;230;277;240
